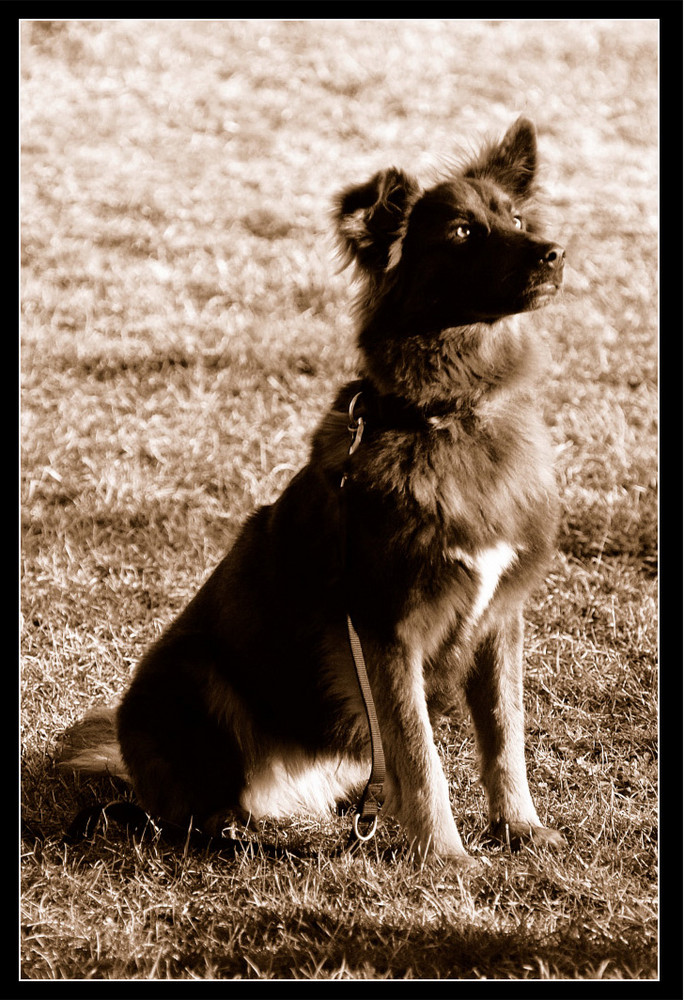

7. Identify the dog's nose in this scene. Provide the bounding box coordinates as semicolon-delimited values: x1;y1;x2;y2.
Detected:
543;244;565;269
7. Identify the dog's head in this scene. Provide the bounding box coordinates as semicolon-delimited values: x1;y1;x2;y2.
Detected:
335;118;564;329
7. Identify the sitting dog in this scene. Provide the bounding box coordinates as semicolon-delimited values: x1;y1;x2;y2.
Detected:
60;117;565;863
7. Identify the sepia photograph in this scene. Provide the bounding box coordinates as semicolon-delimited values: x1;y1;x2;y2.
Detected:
21;18;658;981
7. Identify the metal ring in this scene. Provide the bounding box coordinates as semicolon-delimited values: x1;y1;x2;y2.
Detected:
348;391;363;426
353;812;378;842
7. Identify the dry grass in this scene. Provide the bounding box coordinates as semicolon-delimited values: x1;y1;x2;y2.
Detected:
21;19;658;981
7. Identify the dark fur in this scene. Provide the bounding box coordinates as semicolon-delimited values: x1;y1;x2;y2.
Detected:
60;118;565;862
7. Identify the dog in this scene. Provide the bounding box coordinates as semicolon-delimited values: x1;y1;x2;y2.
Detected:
59;117;565;864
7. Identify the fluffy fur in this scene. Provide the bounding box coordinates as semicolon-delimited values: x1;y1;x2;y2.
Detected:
59;118;565;863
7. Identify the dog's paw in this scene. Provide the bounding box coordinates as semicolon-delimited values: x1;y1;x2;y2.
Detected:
411;844;483;872
524;824;565;849
408;834;482;870
441;851;483;873
488;820;565;851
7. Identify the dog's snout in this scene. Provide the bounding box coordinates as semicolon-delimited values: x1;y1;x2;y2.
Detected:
542;244;565;269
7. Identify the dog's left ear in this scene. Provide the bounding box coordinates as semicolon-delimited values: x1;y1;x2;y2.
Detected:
465;117;538;199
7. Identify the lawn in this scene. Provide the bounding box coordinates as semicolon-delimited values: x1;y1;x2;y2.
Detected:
20;19;658;981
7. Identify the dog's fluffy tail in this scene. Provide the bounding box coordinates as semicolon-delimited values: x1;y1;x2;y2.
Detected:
57;707;130;781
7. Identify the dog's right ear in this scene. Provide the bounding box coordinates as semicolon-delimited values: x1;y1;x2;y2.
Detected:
335;168;421;274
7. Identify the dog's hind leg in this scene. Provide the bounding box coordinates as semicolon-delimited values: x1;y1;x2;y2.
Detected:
116;638;250;834
465;608;564;848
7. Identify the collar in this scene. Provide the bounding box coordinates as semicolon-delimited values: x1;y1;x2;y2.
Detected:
343;379;457;433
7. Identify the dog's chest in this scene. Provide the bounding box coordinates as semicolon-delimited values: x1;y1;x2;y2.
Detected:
348;408;554;651
398;538;518;666
444;540;518;625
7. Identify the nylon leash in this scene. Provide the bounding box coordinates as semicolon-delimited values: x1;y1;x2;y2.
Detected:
345;613;386;841
340;391;386;843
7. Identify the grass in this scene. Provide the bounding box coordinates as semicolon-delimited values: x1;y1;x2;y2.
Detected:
21;19;658;981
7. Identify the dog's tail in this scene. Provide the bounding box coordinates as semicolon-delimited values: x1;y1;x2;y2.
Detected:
57;706;130;781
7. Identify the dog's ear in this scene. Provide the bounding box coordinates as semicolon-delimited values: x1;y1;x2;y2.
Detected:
465;117;537;199
335;168;421;274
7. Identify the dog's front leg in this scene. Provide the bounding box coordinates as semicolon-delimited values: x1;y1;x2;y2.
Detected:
465;608;564;848
371;641;476;864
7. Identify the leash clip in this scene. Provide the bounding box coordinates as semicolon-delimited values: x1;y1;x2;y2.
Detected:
340;391;365;488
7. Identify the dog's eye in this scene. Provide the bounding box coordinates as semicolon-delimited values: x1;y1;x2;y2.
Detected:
453;224;471;241
512;215;523;229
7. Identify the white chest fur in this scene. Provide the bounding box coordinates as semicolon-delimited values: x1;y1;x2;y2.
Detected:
446;541;517;626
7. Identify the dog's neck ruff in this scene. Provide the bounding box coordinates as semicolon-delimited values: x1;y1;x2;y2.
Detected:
358;317;536;421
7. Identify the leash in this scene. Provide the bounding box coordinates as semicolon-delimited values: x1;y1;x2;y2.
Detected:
340;391;386;844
